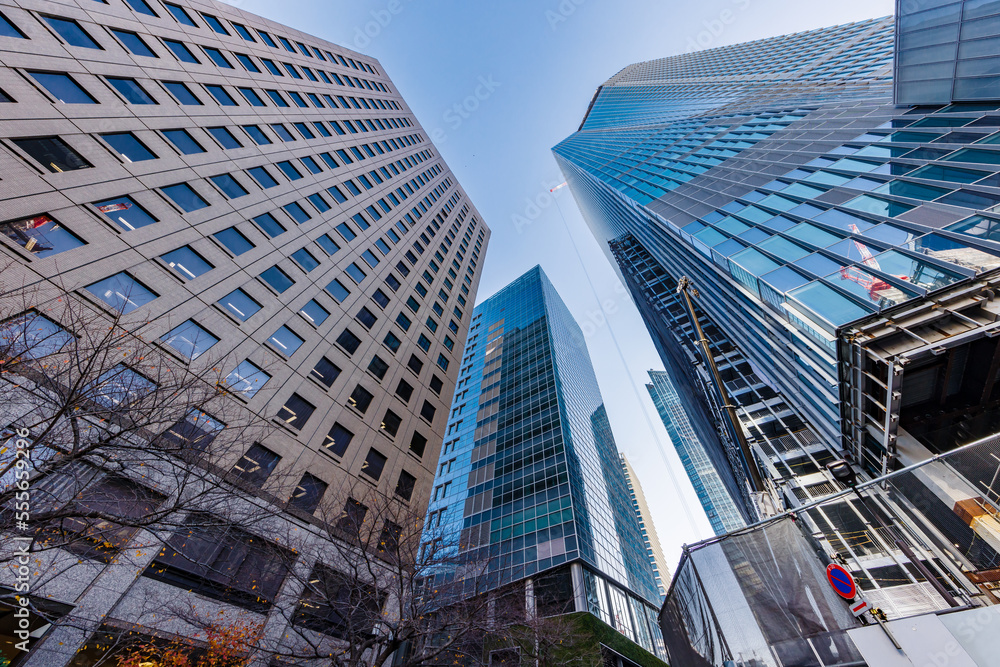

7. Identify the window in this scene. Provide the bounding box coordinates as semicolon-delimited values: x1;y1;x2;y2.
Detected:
444;336;454;351
14;137;91;172
89;363;156;407
406;297;420;313
277;393;315;430
311;358;341;388
348;385;374;413
436;354;449;371
238;87;265;106
163;81;201;105
162;183;208;212
283;62;302;78
164;39;199;63
232;23;255;42
208;126;242;149
429;375;443;395
395;471;416;501
271;123;295;142
299;300;329;326
261;58;282;75
257;30;278;48
160;409;224;453
43;17;100;49
211;174;248;199
346;263;367;284
0;311;72;359
372;289;390;309
243;125;271;145
265;89;288;107
293;122;314;138
219;289;261;321
356;307;378;330
232;444;281;486
336;329;362;355
322;423;353;457
107;77;156;104
124;0;157;17
407;354;423;374
362;249;380;268
291;248;319;272
30;71;97;103
368;355;389;380
334;498;367;537
112;29;155;57
385;274;401;291
165;3;196;26
417;334;431;352
235;53;260;72
292;562;382;639
380;409;401;437
325;279;350;303
85;273;156;313
260;266;294;293
308;193;330;213
0;10;26;39
225;360;270;397
335;223;357;242
409;431;427;457
284;202;311;224
202;14;229;35
420;400;436;423
163;129;204;154
383;331;401;353
161;320;218;360
267;325;304;356
415;283;428;298
277;161;302;180
396;261;411;277
102;132;156;162
316;234;340;255
289;473;327;513
301;156;323;174
396;312;412;331
214;226;254;255
205;84;237;106
161;246;212;280
361;448;387;481
247;167;278;190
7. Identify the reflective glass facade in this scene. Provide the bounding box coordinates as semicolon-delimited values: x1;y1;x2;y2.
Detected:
422;265;662;633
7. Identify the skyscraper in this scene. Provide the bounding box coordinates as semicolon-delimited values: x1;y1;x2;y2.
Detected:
422;266;666;664
0;0;487;663
556;7;1000;621
620;453;671;598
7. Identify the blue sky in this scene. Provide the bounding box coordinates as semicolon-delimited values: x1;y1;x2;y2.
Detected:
227;0;896;568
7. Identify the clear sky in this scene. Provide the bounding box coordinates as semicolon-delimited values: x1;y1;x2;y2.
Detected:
225;0;896;570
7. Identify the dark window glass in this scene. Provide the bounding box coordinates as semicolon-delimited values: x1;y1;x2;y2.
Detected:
328;185;347;203
94;196;157;231
362;249;380;267
233;23;255;42
289;473;327;513
356;307;377;330
396;312;412;331
219;288;261;321
162;183;208;212
211;174;248;199
409;431;427;457
325;279;350;302
436;354;449;371
214;227;254;255
238;87;265;106
337;329;362;354
322;423;353;457
320;153;339;169
0;11;26;38
334;498;367;537
163;81;201;105
335;223;356;242
1;214;85;258
14;137;91;172
260;265;294;293
235;53;260;72
284;202;311;224
372;289;390;309
108;77;156;104
420;400;436;423
165;3;196;26
161;246;213;280
368;355;389;380
207;126;242;149
202;13;229;35
346;263;367;284
265;89;288;107
44;17;100;49
112;29;155;57
277;160;302;180
289;92;307;108
283;62;302;78
407;354;423;374
160;409;224;453
361;448;387;480
232;443;280;486
417;334;431;352
258;30;277;48
294;122;314;138
277;393;315;430
395;471;416;501
299;299;329;326
395;379;413;402
385;274;402;291
262;58;282;75
406;296;420;313
311;358;341;388
164;39;198;63
163;128;205;154
381;409;402;437
206;84;237;106
242;125;271;145
383;331;402;353
308;193;330;213
348;385;374;413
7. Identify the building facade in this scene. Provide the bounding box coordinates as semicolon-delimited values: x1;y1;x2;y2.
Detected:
421;266;666;664
619;453;671;598
0;0;488;664
555;4;1000;653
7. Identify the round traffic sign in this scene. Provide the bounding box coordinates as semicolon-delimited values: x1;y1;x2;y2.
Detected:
827;564;857;600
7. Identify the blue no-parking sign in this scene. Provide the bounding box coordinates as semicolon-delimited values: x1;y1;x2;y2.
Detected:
826;563;857;600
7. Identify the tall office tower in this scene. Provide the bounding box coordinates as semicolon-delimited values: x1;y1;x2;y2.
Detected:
0;0;488;663
619;453;671;598
556;6;1000;621
645;371;745;535
422;266;667;665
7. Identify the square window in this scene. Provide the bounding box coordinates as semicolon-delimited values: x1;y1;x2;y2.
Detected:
162;183;208;212
356;307;378;330
214;227;254;255
125;0;157;17
337;329;362;355
381;409;401;437
165;39;198;63
248;167;279;189
14;137;91;172
346;263;367;284
85;272;156;313
299;299;329;326
325;279;350;303
161;246;213;280
202;14;229;35
163;81;201;105
396;312;412;331
207;127;241;149
265;89;289;107
102;132;156;162
395;379;413;402
206;85;237;106
348;385;374;413
277;160;302;180
107;77;156;104
203;47;233;68
368;355;389;380
302;156;323;174
417;334;431;352
267;325;304;356
232;443;280;486
219;288;261;321
372;289;390;309
235;54;260;72
289;473;327;513
383;331;402;353
308;193;330;213
322;423;353;457
91;196;156;231
161;320;219;360
271;123;295;141
385;274;402;291
238;87;265;106
291;248;319;272
211;174;248;198
284;202;311;224
436;354;449;371
260;265;294;293
395;471;416;501
420;400;436;423
112;30;156;57
361;448;387;480
89;363;156;407
233;24;255;42
43;17;100;49
277;393;315;430
0;311;72;359
243;125;271;145
226;360;270;397
160;409;224;453
311;357;341;388
316;234;340;255
163;129;205;154
336;223;357;242
409;431;427;458
165;4;197;27
407;354;423;374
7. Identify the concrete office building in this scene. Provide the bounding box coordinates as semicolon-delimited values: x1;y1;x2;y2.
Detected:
421;266;667;665
0;0;488;664
619;453;671;599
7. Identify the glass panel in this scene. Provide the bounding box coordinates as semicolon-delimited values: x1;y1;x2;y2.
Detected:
260;266;294;293
207;126;241;149
161;246;212;280
14;137;91;172
163;81;201;105
211;174;248;199
0;312;72;358
161;320;218;360
112;30;155;57
102;132;156;162
1;214;84;257
44;17;100;49
788;280;873;326
219;289;261;321
226;361;269;397
214;227;254;255
163;129;204;155
107;77;156;104
205;85;236;106
300;300;329;326
85;273;157;313
30;72;97;103
267;326;304;356
162;183;208;212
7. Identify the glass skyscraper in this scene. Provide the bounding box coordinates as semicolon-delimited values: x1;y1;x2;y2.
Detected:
556;7;1000;621
422;266;666;662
